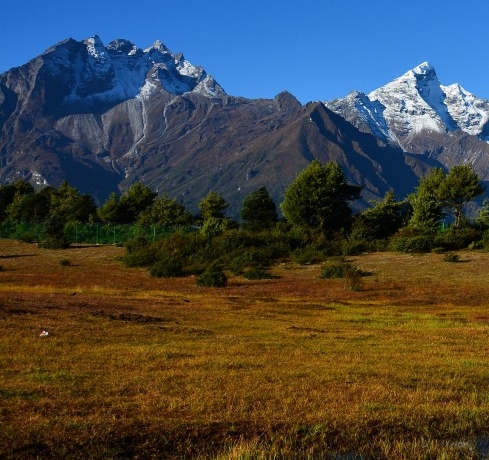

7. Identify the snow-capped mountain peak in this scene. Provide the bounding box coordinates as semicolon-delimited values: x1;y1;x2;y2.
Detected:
107;39;139;55
84;35;107;61
325;62;489;149
412;61;435;74
34;35;225;113
144;40;169;54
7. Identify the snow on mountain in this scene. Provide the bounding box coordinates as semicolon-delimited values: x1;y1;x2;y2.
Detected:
325;62;489;149
42;35;225;108
441;83;489;136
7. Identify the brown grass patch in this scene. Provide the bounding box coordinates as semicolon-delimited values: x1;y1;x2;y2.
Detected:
1;240;489;458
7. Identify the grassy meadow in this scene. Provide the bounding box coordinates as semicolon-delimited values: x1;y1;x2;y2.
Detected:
2;239;489;458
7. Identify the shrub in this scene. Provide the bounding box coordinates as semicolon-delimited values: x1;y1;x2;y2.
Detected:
125;236;151;254
215;229;256;252
443;252;461;263
150;257;184;278
291;245;329;265
59;259;71;266
434;226;481;250
122;247;158;267
17;234;35;243
242;266;274;280
341;237;370;256
185;240;220;271
201;217;237;238
388;235;434;253
122;236;161;267
196;262;227;287
40;235;70;249
320;259;361;279
346;271;364;291
228;248;272;275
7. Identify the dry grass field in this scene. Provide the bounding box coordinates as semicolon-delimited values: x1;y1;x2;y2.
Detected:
2;239;489;459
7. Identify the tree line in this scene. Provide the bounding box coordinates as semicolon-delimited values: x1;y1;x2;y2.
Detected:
0;161;487;266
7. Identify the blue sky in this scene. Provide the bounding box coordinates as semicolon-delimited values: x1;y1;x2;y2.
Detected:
2;0;489;104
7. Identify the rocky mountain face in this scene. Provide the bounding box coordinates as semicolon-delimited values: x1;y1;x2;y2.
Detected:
0;35;225;207
325;62;489;182
0;37;477;219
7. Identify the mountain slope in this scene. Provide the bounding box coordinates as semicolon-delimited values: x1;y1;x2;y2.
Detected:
325;63;489;185
0;37;451;218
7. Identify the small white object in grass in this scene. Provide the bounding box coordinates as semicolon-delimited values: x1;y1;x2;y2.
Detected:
39;330;49;337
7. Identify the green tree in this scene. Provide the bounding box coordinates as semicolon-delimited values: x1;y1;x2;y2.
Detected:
0;183;19;221
49;181;96;223
97;192;122;224
198;190;228;221
476;198;489;229
439;165;485;227
196;262;227;287
0;180;37;222
40;213;70;249
137;194;192;228
240;186;277;231
5;190;50;223
352;190;407;240
280;160;361;235
408;167;446;233
408;165;485;231
198;191;236;237
118;182;157;224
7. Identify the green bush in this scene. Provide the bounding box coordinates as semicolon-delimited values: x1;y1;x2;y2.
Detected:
17;234;35;243
40;235;70;249
291;245;328;265
150;256;185;278
242;266;274;280
434;226;481;250
196;262;227;287
341;237;370;256
228;248;272;275
122;236;160;267
388;235;434;253
443;252;461;263
125;236;151;254
320;259;360;279
215;229;256;252
122;247;158;267
341;236;389;255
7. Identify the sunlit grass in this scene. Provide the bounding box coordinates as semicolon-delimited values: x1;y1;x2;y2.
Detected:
2;240;489;458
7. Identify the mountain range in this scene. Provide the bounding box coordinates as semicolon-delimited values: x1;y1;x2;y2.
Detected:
1;36;488;218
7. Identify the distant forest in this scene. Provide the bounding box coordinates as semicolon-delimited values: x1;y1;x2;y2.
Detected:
0;161;488;283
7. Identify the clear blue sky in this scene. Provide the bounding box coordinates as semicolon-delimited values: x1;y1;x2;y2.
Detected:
2;0;489;104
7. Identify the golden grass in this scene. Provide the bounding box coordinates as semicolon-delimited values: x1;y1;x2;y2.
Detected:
1;240;489;458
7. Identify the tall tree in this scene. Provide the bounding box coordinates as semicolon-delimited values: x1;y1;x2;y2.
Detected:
476;198;489;229
49;181;96;223
439;164;485;227
240;186;277;231
137;194;192;228
280;160;361;234
118;182;157;224
198;191;236;237
198;191;228;221
408;167;447;233
0;183;19;221
352;190;407;240
5;190;50;223
97;192;122;224
408;165;485;231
